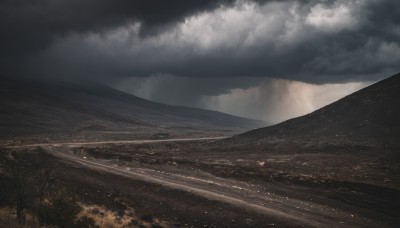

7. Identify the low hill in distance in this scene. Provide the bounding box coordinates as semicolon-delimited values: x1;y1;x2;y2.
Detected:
0;78;266;143
219;72;400;151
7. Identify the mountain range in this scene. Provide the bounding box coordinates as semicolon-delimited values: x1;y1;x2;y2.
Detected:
0;78;265;141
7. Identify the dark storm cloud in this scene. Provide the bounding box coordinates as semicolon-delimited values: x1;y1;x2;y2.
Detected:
112;75;371;123
112;75;264;107
2;0;398;122
0;0;237;76
1;0;399;84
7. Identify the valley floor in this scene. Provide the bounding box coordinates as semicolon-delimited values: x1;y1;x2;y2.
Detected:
1;138;399;227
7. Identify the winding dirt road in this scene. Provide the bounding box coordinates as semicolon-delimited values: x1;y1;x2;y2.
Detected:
32;138;379;228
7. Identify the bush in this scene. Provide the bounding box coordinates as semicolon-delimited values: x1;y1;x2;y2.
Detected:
35;188;82;228
75;216;99;228
140;213;154;222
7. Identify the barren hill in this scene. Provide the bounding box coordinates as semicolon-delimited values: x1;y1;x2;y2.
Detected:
0;78;265;141
224;72;400;150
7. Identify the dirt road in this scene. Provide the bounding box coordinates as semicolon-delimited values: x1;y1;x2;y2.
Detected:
37;141;380;228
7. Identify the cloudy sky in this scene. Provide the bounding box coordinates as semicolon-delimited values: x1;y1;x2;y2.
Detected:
1;0;399;123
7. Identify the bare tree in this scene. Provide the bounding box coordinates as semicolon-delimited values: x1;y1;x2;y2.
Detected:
34;168;55;202
2;152;34;224
6;164;33;224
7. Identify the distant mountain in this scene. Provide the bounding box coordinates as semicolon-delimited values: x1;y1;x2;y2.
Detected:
0;78;265;140
222;72;400;150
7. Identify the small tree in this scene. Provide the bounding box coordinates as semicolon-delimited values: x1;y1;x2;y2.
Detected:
3;155;34;224
34;168;55;202
36;188;82;228
12;167;32;224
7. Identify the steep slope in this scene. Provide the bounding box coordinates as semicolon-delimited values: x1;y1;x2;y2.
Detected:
0;78;265;139
226;72;400;149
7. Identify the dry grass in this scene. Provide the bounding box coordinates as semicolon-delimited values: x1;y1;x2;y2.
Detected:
0;205;169;228
79;204;168;228
0;208;39;228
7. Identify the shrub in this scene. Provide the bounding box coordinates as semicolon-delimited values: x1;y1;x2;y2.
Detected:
140;213;154;222
75;216;99;228
35;188;82;228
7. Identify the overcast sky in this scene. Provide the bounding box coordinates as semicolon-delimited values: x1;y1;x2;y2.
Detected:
1;0;399;123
